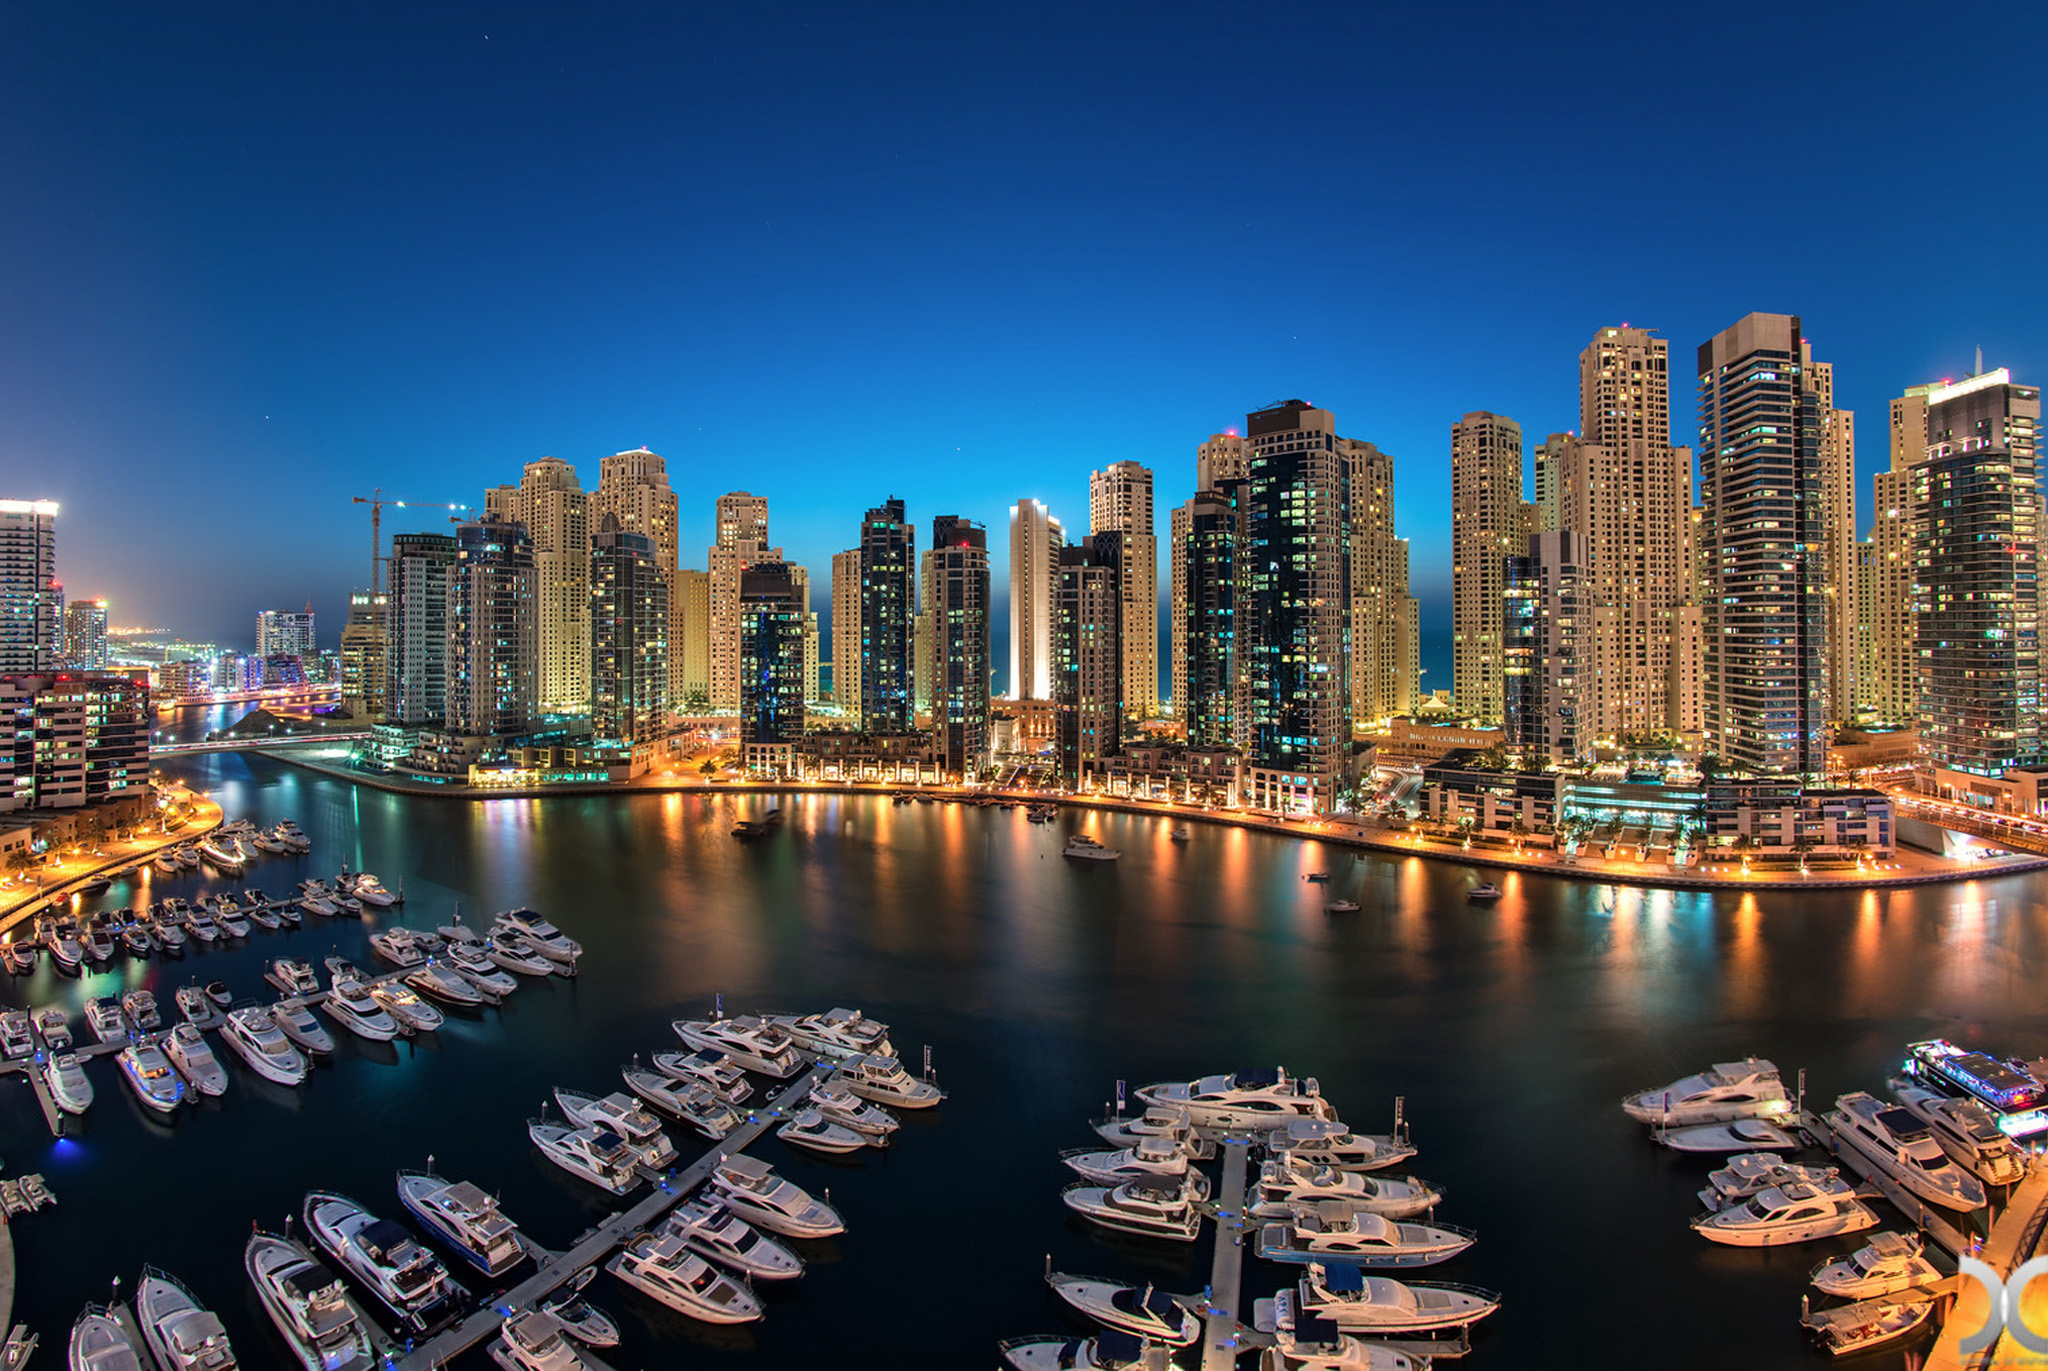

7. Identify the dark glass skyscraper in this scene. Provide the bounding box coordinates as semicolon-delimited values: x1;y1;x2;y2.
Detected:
1054;533;1122;784
446;519;537;738
927;515;990;777
1179;483;1241;749
858;498;916;733
591;513;670;744
739;560;807;747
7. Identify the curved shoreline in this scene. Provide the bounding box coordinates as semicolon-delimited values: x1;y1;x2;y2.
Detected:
213;747;2048;894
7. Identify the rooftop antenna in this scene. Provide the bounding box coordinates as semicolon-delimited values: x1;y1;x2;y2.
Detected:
1976;345;1985;377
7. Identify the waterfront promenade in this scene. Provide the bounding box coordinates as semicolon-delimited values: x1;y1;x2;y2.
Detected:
0;788;223;937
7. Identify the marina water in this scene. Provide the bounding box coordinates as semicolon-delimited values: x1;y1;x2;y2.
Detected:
7;744;2046;1368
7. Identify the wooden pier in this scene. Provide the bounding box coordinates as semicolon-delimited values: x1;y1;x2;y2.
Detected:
395;1061;832;1370
1199;1140;1251;1371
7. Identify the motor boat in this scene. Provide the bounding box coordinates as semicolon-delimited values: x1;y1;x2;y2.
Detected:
776;1108;870;1154
68;1306;148;1371
214;903;251;938
708;1155;845;1238
672;1014;803;1078
324;954;371;983
1;939;34;975
1622;1058;1793;1127
369;928;428;969
174;984;220;1028
1828;1091;1986;1212
605;1231;762;1324
446;948;518;1000
807;1079;899;1137
1064;835;1122;861
999;1331;1158;1370
1900;1038;2048;1139
118;1041;188;1114
1092;1107;1214;1158
298;885;339;918
1653;1117;1800;1153
1136;1067;1334;1129
275;1002;337;1055
552;1089;678;1170
493;910;579;962
490;1310;587;1371
244;1230;375;1371
836;1051;944;1107
275;821;312;853
1061;1177;1204;1242
651;1048;753;1104
437;915;483;947
304;1190;467;1330
1170;827;1191;842
85;920;119;963
396;1170;527;1278
1258;1195;1476;1267
187;911;221;944
529;1120;642;1195
536;1270;620;1349
1257;1310;1427;1370
252;829;288;855
1698;1153;1839;1211
1810;1231;1941;1299
0;1011;29;1060
1251;1156;1441;1220
407;962;486;1008
45;1053;92;1114
85;995;128;1044
1045;1273;1200;1346
272;900;302;928
1466;882;1502;902
163;1023;230;1097
484;934;555;977
47;921;83;974
266;959;321;996
621;1066;743;1139
1061;1137;1208;1194
1324;900;1362;914
153;920;187;956
1268;1119;1418;1174
204;981;232;1008
175;847;201;871
1800;1293;1936;1358
219;1007;310;1085
1692;1177;1879;1246
348;875;396;908
135;1265;239;1370
199;838;244;874
323;981;402;1042
247;902;282;931
119;923;153;957
658;1197;804;1281
153;850;183;875
121;989;161;1032
1292;1264;1500;1333
766;1006;893;1060
369;981;444;1034
34;1006;73;1051
1889;1078;2030;1186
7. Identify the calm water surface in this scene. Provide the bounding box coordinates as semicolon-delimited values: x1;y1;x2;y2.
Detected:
7;749;2048;1369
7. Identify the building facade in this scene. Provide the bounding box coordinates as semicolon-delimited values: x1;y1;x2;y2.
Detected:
446;519;538;738
708;492;772;712
0;671;150;812
1345;438;1416;725
1178;483;1242;749
388;531;457;726
0;501;60;676
492;457;590;716
590;514;670;744
674;569;710;708
859;498;916;733
1089;461;1158;719
61;598;107;670
831;548;862;715
738;561;808;761
589;448;681;704
926;515;990;776
1054;534;1123;784
1450;412;1523;724
1503;530;1582;764
256;608;315;661
1007;498;1064;701
339;589;389;722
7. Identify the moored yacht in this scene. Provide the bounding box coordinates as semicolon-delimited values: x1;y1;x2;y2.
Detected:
406;962;486;1008
1061;1137;1209;1195
244;1231;375;1371
553;1088;678;1170
1691;1177;1880;1246
1889;1079;2030;1186
46;1052;92;1114
652;1048;753;1104
766;1005;893;1059
1092;1106;1214;1158
1653;1117;1800;1153
528;1120;642;1195
368;928;427;968
1136;1067;1334;1129
396;1170;527;1278
620;1066;742;1139
1000;1331;1158;1371
671;1014;802;1077
658;1198;804;1281
1292;1264;1500;1333
68;1305;148;1371
220;1007;310;1085
266;959;320;996
34;1006;73;1051
275;821;311;853
1828;1090;1986;1212
1268;1118;1418;1174
707;1155;845;1238
322;980;402;1042
0;1011;29;1060
1697;1153;1839;1211
348;874;396;908
493;910;579;962
1259;1205;1474;1268
1045;1273;1200;1346
490;1310;585;1371
369;981;444;1034
484;934;555;977
163;1023;230;1097
274;1002;337;1055
1258;1311;1427;1370
85;995;128;1044
1251;1156;1441;1220
776;1108;870;1154
836;1051;944;1107
1622;1058;1793;1127
807;1078;899;1137
1061;1177;1204;1242
117;1041;188;1114
304;1190;467;1330
1810;1231;1941;1300
447;948;518;1000
1064;835;1122;861
605;1231;762;1325
135;1265;239;1370
120;990;161;1031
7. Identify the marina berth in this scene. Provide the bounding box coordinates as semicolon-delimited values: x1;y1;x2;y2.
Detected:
304;1190;467;1329
1267;1118;1417;1174
45;1053;92;1114
219;1007;310;1085
1045;1272;1200;1346
651;1048;753;1104
135;1266;240;1371
552;1088;678;1170
620;1066;742;1139
1690;1178;1879;1247
1887;1078;2030;1186
1291;1265;1500;1334
162;1023;230;1097
274;1002;338;1055
68;1305;148;1371
1826;1091;1986;1212
1652;1117;1799;1153
708;1155;845;1238
671;1014;803;1078
1622;1058;1793;1127
1134;1068;1335;1129
1698;1153;1840;1211
1256;1206;1476;1268
659;1197;805;1281
1061;1137;1210;1196
766;1005;893;1059
835;1051;944;1107
244;1230;376;1371
490;1309;587;1371
1000;1330;1156;1370
117;1041;188;1114
396;1171;528;1278
605;1231;763;1325
1060;1177;1205;1242
528;1120;644;1195
1809;1231;1941;1300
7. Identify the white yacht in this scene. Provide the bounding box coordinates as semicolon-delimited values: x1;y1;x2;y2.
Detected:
274;1002;337;1055
68;1306;147;1371
605;1231;762;1325
297;886;339;918
493;910;580;962
1653;1117;1799;1153
1802;1294;1937;1358
671;1014;803;1078
323;980;402;1042
1810;1231;1941;1300
528;1120;642;1195
1000;1331;1157;1371
175;846;201;870
0;1011;29;1060
776;1108;870;1154
1251;1156;1441;1220
1092;1106;1214;1158
447;948;518;1000
1257;1312;1426;1370
1061;1177;1204;1242
837;1051;944;1107
802;1078;899;1137
368;929;427;968
34;1006;73;1051
1137;1067;1334;1129
220;1007;310;1085
1623;1058;1793;1127
369;981;444;1034
553;1089;678;1170
212;901;251;938
153;850;183;875
1292;1265;1500;1333
1268;1119;1419;1174
1697;1153;1839;1211
85;995;128;1045
1258;1206;1475;1268
406;962;485;1008
304;1190;466;1330
652;1048;753;1104
708;1155;845;1238
1061;1137;1208;1195
275;821;312;853
766;1006;894;1059
1064;835;1122;861
348;874;396;908
1045;1273;1200;1346
1828;1091;1986;1212
658;1198;804;1281
490;1310;586;1371
45;1053;91;1113
135;1266;239;1370
118;1042;187;1114
246;901;282;932
396;1170;527;1278
486;935;556;977
163;1023;230;1097
1890;1079;2030;1186
244;1231;375;1371
121;990;162;1032
186;911;220;944
1691;1178;1880;1247
266;959;320;996
1171;826;1191;842
620;1066;742;1139
252;830;288;855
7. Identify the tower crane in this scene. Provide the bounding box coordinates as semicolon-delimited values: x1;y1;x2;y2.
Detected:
351;489;472;602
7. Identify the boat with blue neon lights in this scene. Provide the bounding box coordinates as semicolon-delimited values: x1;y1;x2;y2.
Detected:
1901;1039;2048;1138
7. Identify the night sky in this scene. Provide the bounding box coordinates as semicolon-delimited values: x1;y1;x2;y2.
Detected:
2;3;2040;691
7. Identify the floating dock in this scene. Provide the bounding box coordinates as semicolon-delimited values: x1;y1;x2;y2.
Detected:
1199;1140;1251;1371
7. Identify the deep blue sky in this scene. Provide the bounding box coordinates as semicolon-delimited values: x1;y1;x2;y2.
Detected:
2;3;2040;692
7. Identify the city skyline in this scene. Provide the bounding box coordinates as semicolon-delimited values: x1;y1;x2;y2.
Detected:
2;7;2040;664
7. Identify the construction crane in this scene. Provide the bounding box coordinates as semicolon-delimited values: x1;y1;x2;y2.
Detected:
351;489;472;601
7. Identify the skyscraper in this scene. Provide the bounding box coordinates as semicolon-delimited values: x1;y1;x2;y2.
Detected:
1503;530;1582;763
446;519;537;738
1531;433;1568;535
0;500;59;675
675;569;710;709
1089;461;1158;719
1196;431;1248;492
1450;412;1523;724
61;598;108;670
495;457;590;716
859;498;916;733
926;515;990;776
1345;439;1416;726
1913;368;2042;782
1007;498;1065;701
708;492;772;712
1054;533;1122;784
590;448;681;704
388;531;457;726
340;589;389;721
738;561;807;755
1806;363;1859;725
256;608;315;660
1242;401;1350;812
591;513;670;744
1697;312;1828;776
1858;385;1938;726
831;548;863;715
